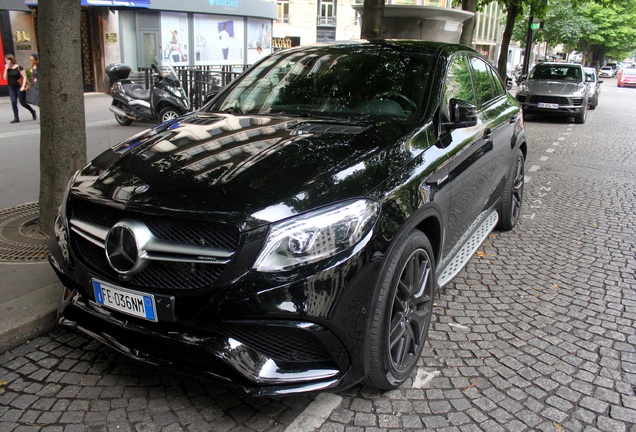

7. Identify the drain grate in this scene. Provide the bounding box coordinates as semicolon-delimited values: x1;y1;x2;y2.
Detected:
0;202;49;263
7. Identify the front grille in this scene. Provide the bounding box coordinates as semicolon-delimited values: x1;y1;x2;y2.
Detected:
529;95;569;105
69;198;239;290
71;199;239;250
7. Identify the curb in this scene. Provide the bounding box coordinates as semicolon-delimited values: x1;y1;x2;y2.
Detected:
0;281;61;352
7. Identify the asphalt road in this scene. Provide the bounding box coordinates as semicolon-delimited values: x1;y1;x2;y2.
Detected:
0;80;635;431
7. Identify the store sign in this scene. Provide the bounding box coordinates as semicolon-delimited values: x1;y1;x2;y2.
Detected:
209;0;239;7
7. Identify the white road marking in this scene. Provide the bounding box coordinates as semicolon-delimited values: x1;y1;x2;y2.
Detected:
285;393;343;432
528;165;541;172
449;323;469;330
524;175;532;183
558;136;565;140
552;142;560;146
540;156;549;161
546;148;555;153
413;369;441;388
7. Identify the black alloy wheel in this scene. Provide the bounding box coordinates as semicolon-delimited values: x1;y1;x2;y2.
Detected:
498;149;525;231
366;230;435;389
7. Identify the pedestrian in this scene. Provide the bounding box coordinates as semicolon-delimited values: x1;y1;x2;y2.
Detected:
27;53;39;108
219;23;231;60
3;54;37;123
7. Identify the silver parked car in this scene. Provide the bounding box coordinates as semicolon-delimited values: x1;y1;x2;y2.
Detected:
516;62;590;124
584;67;603;109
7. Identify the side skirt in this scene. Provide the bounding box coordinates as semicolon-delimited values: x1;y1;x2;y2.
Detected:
436;210;499;290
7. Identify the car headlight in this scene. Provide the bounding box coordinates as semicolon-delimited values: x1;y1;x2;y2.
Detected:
253;199;380;272
518;83;529;93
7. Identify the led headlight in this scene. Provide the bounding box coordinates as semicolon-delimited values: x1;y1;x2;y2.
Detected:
253;199;380;272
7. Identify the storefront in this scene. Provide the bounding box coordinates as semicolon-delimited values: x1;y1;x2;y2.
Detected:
116;1;276;71
8;0;275;94
0;0;35;96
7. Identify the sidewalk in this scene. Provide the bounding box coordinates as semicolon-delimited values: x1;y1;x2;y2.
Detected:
0;93;147;352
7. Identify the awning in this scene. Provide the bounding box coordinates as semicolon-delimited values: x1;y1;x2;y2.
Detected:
0;0;30;11
24;0;151;7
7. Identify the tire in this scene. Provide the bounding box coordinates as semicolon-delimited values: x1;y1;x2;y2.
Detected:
574;105;587;124
159;107;181;123
115;114;133;126
498;149;525;231
365;230;436;390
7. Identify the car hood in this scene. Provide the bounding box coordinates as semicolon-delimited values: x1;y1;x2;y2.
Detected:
71;112;422;231
524;80;586;96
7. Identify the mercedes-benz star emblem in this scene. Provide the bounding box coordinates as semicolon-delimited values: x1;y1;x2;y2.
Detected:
105;223;142;275
134;184;149;194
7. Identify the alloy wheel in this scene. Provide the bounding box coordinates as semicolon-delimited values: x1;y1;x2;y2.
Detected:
388;248;433;373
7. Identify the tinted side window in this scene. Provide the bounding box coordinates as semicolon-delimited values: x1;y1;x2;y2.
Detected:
469;57;494;107
442;54;475;120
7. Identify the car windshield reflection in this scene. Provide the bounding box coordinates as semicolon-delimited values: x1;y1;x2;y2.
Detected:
207;47;433;121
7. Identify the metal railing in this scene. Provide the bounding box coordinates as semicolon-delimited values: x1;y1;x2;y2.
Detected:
138;64;249;110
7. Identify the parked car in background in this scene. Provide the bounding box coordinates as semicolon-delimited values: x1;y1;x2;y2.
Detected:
599;66;616;78
617;67;636;87
583;67;602;109
516;62;589;123
49;40;527;396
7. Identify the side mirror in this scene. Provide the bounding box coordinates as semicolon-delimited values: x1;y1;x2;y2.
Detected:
598;80;604;84
443;98;478;131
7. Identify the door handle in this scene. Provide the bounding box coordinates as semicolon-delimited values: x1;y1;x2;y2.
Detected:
509;114;518;123
483;128;493;139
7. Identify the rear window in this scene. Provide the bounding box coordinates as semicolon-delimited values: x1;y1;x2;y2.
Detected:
622;69;636;76
530;65;582;81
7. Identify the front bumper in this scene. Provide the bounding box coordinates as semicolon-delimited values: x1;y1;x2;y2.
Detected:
516;94;586;117
49;213;385;396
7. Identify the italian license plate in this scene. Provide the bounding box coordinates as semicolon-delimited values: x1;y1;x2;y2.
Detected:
92;279;157;322
537;102;559;109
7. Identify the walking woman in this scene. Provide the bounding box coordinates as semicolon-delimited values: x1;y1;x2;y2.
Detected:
3;54;37;123
27;53;40;107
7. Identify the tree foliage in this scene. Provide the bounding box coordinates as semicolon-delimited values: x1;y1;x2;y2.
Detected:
508;0;636;67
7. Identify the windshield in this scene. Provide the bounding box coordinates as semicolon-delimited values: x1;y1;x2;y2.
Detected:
530;65;582;81
207;46;433;120
622;69;636;76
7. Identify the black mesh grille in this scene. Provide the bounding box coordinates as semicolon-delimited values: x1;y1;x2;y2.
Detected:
207;323;333;363
69;198;238;290
529;95;569;105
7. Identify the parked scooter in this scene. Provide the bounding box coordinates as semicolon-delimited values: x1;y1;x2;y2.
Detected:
106;63;191;126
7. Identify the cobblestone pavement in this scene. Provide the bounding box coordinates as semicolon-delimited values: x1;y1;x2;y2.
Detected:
1;82;635;431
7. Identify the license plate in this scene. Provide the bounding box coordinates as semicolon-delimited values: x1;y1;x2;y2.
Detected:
537;102;559;109
92;279;157;322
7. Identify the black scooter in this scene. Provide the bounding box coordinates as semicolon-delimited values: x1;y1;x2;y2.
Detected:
106;63;191;126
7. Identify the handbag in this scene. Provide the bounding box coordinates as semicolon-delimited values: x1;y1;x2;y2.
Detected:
17;76;29;91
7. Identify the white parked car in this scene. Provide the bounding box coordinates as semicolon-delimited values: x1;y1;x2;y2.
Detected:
599;66;616;78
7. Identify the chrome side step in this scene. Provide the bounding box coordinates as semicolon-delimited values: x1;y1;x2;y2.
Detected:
437;211;499;289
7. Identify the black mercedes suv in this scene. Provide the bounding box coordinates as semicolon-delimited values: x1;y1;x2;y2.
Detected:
49;40;527;396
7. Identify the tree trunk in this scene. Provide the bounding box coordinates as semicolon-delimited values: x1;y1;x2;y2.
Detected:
459;0;478;47
497;1;520;78
360;0;385;39
38;0;87;236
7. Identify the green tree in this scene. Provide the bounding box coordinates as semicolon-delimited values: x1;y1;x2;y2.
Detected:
578;1;636;66
38;0;87;235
